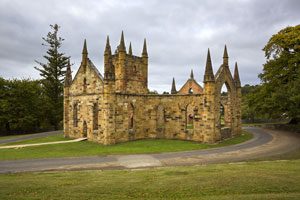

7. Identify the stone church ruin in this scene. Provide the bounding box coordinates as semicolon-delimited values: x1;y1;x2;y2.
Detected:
63;32;242;145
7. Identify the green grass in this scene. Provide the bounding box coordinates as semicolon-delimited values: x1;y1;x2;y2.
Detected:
0;159;299;199
0;134;68;146
0;131;252;161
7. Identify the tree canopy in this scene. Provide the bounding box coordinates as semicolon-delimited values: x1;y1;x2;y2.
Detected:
259;25;300;120
0;78;50;135
242;25;300;122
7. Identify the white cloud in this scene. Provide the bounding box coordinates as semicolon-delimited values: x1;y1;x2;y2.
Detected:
0;0;299;92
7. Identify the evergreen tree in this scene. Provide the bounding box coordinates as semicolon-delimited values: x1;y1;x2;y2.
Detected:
35;24;69;129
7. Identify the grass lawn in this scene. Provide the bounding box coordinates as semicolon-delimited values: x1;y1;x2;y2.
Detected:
0;159;299;200
0;131;252;160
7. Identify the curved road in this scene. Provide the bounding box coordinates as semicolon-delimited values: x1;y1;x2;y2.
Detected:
0;130;62;145
0;127;299;173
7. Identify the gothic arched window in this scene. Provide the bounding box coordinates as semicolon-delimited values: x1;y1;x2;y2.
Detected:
128;103;134;129
93;103;98;130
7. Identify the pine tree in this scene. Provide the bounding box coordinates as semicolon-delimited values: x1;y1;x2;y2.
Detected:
35;24;69;129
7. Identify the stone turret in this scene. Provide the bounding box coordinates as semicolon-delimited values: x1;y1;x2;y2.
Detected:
171;77;177;94
142;39;148;89
107;32;149;94
223;45;229;66
104;36;114;80
203;48;217;142
234;62;241;88
203;49;215;83
234;62;242;135
115;31;127;92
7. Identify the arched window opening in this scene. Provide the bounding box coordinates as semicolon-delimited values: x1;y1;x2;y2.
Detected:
221;84;228;96
73;103;78;127
93;103;98;130
186;104;194;129
218;82;232;129
188;88;193;94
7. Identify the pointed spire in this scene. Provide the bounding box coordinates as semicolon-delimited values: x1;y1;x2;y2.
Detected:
204;48;215;83
64;59;72;87
190;69;194;79
223;45;228;58
223;45;229;66
234;62;241;87
104;35;111;55
142;38;148;57
82;39;88;55
82;39;88;65
171;77;177;94
119;31;126;52
128;42;132;55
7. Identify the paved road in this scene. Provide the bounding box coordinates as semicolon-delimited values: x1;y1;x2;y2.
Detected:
0;130;62;145
0;137;87;149
0;127;299;173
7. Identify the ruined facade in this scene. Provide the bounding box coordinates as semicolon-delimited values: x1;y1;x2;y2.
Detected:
63;32;242;145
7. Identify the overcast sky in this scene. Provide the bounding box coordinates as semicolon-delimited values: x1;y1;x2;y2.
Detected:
0;0;299;93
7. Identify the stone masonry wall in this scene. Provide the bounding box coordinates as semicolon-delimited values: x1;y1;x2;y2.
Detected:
64;61;105;142
106;93;210;144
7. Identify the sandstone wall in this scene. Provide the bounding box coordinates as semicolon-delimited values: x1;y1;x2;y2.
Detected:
64;60;105;141
107;93;209;144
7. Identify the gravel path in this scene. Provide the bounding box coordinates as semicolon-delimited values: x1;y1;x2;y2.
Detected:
0;127;299;173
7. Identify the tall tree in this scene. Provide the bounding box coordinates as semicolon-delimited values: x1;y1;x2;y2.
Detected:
35;24;69;129
259;25;300;121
